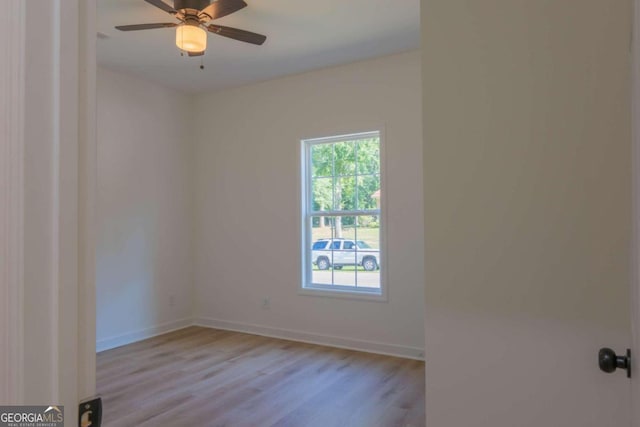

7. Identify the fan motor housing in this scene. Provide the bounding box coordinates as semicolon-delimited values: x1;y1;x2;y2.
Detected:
174;0;210;12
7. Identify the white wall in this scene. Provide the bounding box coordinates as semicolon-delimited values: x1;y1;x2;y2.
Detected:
96;67;194;350
422;1;631;426
192;50;425;357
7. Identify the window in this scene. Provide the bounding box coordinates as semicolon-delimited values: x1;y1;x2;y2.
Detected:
312;240;329;250
301;131;383;297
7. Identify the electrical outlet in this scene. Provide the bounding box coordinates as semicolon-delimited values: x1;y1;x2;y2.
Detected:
261;297;270;309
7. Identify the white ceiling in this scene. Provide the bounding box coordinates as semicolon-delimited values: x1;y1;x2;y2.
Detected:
97;0;420;93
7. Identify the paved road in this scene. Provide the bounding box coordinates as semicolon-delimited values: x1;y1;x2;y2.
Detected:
312;270;380;288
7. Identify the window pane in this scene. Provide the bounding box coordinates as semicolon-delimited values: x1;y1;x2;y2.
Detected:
354;215;380;289
311;216;334;240
311;217;335;285
357;174;380;210
357;138;380;175
333;142;355;176
311;177;333;212
311;144;333;178
334;217;357;286
334;176;356;211
336;217;356;241
355;215;380;249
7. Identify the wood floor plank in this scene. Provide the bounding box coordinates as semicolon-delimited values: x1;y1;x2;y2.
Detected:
97;326;425;427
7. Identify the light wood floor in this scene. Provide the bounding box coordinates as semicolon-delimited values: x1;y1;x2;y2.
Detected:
97;326;425;427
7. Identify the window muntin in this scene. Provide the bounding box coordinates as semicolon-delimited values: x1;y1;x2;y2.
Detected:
302;131;382;295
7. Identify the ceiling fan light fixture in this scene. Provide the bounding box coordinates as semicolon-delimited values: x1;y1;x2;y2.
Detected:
175;24;207;53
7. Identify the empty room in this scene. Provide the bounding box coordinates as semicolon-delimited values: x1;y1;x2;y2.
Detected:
3;0;638;426
95;0;425;425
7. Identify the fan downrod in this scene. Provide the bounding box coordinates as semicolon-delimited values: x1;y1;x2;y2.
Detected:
174;0;210;11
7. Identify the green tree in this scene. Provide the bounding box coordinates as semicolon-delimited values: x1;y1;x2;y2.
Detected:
311;138;380;237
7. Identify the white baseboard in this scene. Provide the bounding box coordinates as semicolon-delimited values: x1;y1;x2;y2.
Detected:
194;317;424;361
96;318;194;352
96;316;425;361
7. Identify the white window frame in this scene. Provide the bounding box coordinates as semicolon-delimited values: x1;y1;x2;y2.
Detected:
299;130;387;301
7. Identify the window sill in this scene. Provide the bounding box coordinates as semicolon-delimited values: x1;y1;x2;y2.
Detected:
298;286;388;302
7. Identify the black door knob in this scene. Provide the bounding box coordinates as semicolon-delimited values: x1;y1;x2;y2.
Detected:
598;348;631;378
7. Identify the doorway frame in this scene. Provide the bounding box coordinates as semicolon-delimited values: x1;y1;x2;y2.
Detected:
77;0;98;400
0;0;25;406
1;0;97;416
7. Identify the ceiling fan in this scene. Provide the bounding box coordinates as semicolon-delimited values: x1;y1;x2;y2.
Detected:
115;0;266;57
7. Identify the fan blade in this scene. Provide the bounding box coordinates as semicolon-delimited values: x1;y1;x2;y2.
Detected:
188;51;205;57
144;0;177;14
115;23;178;31
200;0;247;20
207;24;266;45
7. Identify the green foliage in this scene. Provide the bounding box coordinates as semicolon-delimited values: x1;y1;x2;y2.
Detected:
310;137;380;213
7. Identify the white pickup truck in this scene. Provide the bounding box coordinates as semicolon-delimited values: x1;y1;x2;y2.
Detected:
311;238;380;271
